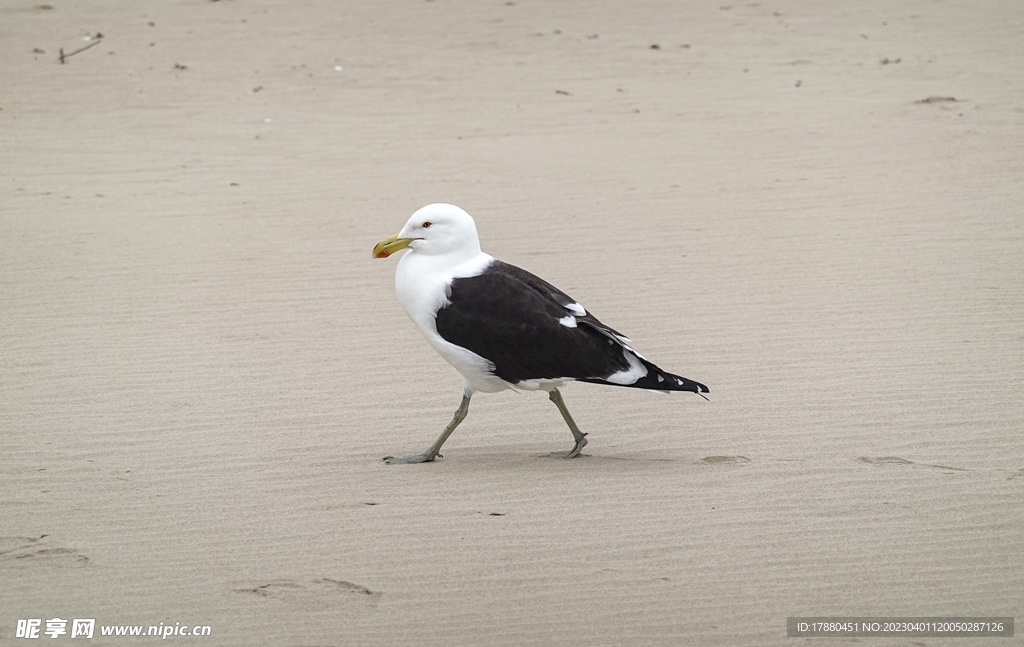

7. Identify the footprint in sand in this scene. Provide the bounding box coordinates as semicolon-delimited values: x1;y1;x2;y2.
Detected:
232;578;382;609
0;535;90;568
701;455;751;464
857;456;914;466
857;456;967;472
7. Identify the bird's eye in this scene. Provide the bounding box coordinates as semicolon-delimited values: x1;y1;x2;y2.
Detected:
422;221;432;228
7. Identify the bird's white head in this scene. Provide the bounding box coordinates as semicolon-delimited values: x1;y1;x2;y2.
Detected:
372;203;481;261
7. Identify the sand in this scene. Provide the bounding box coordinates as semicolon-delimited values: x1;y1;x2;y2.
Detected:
2;0;1022;644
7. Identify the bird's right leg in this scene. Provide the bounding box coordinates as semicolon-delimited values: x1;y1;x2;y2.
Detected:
384;394;471;464
548;388;588;459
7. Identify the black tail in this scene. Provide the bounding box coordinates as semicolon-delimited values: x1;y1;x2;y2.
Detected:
580;357;709;397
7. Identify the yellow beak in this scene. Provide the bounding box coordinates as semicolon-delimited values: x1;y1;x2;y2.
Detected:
372;234;414;259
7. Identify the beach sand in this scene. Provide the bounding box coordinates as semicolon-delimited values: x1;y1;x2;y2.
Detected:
2;1;1022;644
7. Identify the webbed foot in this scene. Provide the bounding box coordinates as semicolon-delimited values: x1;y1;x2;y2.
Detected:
383;452;439;465
553;433;587;459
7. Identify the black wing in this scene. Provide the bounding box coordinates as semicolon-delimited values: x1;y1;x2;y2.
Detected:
490;261;634;345
435;260;709;394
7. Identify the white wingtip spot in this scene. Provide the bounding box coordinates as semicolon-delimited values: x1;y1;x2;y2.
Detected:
565;302;586;316
657;374;665;382
676;378;684;385
558;315;577;328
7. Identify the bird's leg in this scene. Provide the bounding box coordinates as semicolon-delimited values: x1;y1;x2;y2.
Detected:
548;388;587;459
384;394;471;464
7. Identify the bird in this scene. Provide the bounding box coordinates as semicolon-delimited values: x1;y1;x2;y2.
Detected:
371;203;708;464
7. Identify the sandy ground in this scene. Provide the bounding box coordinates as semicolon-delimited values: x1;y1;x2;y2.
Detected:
2;0;1023;645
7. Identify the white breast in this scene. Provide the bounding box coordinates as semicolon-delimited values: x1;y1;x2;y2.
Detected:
394;251;509;394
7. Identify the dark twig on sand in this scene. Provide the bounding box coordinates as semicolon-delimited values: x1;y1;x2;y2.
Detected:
59;37;102;64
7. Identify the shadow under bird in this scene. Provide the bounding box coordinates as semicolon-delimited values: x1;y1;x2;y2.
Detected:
372;203;708;463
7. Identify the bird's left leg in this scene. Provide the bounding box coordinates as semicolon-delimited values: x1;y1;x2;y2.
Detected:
384;393;471;464
548;388;587;459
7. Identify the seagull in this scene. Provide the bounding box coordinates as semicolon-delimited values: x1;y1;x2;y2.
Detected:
372;203;708;463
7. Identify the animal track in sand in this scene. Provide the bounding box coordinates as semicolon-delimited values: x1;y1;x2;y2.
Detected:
233;578;382;609
0;535;90;568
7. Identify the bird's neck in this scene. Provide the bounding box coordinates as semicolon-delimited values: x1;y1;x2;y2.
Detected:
400;243;484;276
